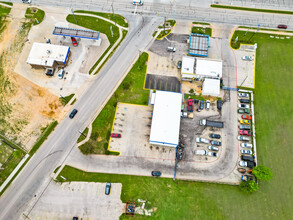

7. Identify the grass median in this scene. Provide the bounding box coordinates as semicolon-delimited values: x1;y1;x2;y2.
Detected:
79;52;149;155
192;26;212;36
25;7;45;25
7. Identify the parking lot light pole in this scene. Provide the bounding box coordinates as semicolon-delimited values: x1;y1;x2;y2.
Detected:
78;130;87;138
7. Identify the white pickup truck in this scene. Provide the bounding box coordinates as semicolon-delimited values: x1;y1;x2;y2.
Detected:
195;137;209;144
194;150;207;156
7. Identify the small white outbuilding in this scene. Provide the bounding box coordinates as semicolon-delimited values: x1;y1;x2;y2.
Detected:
202;78;221;97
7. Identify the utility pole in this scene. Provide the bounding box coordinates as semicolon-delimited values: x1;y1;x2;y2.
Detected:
71;9;78;24
111;3;116;26
78;130;87;138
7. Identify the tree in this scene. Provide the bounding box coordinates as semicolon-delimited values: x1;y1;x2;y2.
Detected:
239;180;259;193
189;89;194;94
253;165;273;181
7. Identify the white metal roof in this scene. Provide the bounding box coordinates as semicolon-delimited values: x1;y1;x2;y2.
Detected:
202;78;220;97
149;91;182;147
181;56;195;75
195;58;222;78
26;43;70;67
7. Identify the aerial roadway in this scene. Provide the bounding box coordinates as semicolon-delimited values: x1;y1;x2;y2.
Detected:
0;0;292;219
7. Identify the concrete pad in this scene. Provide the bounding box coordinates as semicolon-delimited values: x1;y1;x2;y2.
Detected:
28;182;124;220
172;20;192;35
14;6;110;96
235;45;255;88
110;103;176;160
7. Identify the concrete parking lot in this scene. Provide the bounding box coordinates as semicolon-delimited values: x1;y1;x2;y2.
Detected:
28;182;124;220
110;103;176;160
235;45;255;88
14;6;109;96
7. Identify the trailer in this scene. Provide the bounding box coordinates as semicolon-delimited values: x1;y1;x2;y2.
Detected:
199;119;224;128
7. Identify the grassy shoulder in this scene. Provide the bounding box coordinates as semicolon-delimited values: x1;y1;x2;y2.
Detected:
211;4;293;15
0;4;11;16
59;93;75;106
0;1;12;6
77;127;89;143
74;10;128;28
29;120;58;155
25;7;45;25
192;26;212;37
79;52;149;155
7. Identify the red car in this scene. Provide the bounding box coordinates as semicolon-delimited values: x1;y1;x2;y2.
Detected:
71;37;78;46
188;99;193;106
278;24;287;29
111;133;121;138
242;115;252;120
239;130;252;136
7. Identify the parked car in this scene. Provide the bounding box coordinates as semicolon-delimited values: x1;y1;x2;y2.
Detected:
217;100;222;110
241;155;254;162
237;168;246;174
71;37;78;46
188;99;193;106
238;104;250;109
73;217;78;220
207;151;218;157
177;60;182;69
241;56;253;61
239;124;251;130
57;69;65;79
105;182;111;195
242;175;255;181
196;138;209;144
205;100;210;110
278;24;287;29
241;149;253;155
167;46;176;52
133;0;144;5
247;169;253;174
111;133;121;138
211;140;221;146
238;136;250;141
239;99;251;104
151;171;161;177
45;68;54;76
209;133;221;139
238;93;249;98
239;160;255;168
199;100;204;110
239;130;252;136
238;108;250;114
241;143;253;148
69;109;78;119
240;119;250;124
22;0;31;3
242;115;252;120
208;146;219;151
194;150;207;155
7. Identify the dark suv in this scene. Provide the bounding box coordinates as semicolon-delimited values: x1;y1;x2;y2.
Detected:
69;109;78;119
239;99;250;104
217;100;222;110
209;133;221;139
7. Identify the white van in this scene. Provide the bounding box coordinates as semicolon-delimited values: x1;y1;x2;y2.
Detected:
194;150;207;156
167;47;176;52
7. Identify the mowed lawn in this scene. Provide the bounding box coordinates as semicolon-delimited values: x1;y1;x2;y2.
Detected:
58;33;292;219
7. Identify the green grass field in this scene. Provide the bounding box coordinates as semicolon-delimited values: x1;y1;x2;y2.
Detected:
25;7;45;25
0;143;13;164
192;26;212;37
74;10;128;28
58;32;292;219
79;53;149;154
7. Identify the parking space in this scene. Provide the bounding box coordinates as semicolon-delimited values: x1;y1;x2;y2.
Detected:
14;7;110;96
28;182;124;220
235;45;256;88
144;74;181;92
110;103;176;160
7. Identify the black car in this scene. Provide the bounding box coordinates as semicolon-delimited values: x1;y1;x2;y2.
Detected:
105;182;111;195
217;100;222;110
211;140;221;146
199;100;204;110
177;60;182;69
69;109;78;119
72;217;78;220
239;99;251;104
247;161;256;168
241;155;254;162
151;171;161;177
209;133;221;139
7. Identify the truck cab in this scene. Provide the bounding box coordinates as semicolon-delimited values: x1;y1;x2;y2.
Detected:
133;1;143;5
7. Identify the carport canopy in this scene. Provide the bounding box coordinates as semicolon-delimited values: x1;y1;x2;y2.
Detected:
149;91;182;147
53;26;100;40
189;33;209;57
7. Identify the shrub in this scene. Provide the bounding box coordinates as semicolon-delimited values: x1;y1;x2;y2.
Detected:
189;89;194;94
253;165;273;181
239;180;259;193
79;142;95;155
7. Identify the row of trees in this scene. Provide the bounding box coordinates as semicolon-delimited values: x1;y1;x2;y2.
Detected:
240;165;273;193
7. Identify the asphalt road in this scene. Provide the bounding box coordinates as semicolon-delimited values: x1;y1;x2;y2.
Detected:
0;12;162;220
1;0;293;219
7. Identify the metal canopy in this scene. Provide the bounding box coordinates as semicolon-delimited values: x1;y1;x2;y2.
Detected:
52;26;100;40
188;33;209;57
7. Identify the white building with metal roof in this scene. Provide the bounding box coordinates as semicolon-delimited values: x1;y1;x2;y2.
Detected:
195;58;222;79
149;91;182;147
181;56;195;78
202;78;221;97
26;43;70;68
